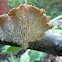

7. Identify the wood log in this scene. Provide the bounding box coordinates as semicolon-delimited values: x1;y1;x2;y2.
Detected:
28;32;62;56
0;32;62;56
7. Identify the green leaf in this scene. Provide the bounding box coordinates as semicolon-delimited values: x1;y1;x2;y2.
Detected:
34;61;37;62
50;15;62;22
0;45;22;54
8;56;20;62
3;56;20;62
3;60;8;62
52;26;62;33
20;49;30;62
7;46;22;53
29;50;47;62
1;45;11;52
59;25;62;29
20;49;47;62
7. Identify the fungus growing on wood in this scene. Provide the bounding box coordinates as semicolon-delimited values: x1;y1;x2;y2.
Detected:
0;4;54;49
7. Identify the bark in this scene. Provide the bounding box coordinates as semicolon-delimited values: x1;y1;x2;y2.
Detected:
28;32;62;56
0;32;62;56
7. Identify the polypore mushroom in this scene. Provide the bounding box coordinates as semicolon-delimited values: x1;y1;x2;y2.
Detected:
0;4;54;49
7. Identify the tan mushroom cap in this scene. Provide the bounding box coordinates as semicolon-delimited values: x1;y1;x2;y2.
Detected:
0;4;54;49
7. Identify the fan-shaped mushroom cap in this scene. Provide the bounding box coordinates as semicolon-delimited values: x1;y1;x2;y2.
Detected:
0;4;54;49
